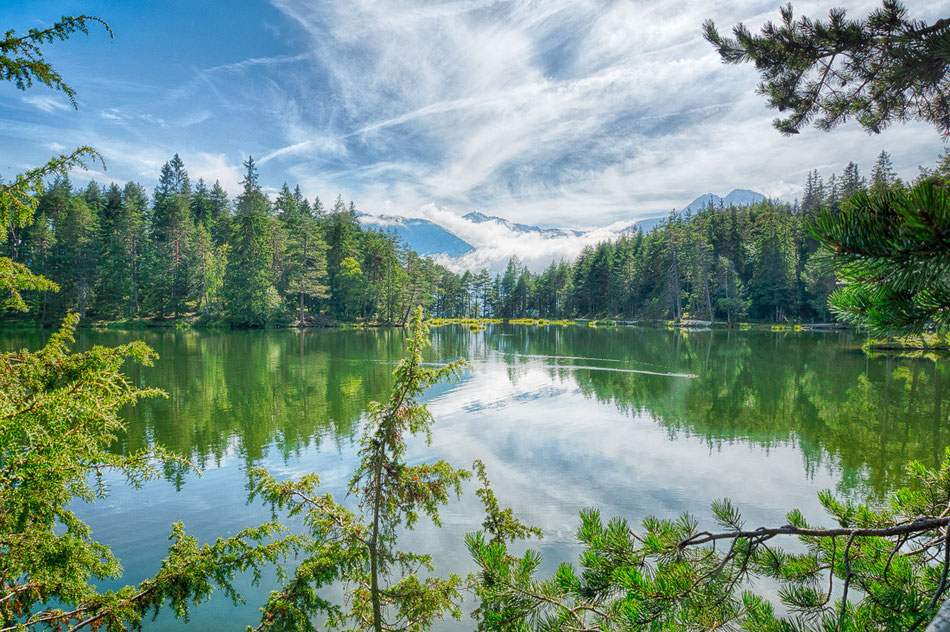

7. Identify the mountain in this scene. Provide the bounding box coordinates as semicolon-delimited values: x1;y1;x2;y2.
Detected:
680;188;766;214
357;214;475;257
462;211;583;238
610;189;767;236
355;187;767;266
630;216;667;233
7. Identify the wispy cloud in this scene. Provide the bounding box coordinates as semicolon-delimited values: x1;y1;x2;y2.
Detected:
202;53;311;75
263;0;948;225
22;95;71;113
3;0;947;228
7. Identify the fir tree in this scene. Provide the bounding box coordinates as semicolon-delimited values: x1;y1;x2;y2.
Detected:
840;161;866;198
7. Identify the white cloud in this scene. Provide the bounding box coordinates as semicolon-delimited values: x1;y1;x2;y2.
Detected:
266;0;950;226
361;202;640;273
22;95;71;113
5;0;947;227
187;152;245;192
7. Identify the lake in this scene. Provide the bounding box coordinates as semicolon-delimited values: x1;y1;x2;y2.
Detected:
5;324;947;629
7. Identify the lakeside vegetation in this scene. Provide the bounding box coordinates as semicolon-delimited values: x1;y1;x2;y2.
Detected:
8;147;947;331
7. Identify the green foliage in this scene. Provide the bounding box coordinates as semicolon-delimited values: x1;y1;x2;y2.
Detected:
0;257;57;312
224;209;279;327
812;180;950;337
249;308;471;631
0;315;299;631
0;15;111;106
8;154;458;326
704;2;950;136
468;449;950;631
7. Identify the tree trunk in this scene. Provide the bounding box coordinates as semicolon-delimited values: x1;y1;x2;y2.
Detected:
369;442;385;632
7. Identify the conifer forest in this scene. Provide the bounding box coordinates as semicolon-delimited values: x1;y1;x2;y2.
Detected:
9;149;942;328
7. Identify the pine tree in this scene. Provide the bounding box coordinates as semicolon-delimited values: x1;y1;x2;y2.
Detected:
208;180;231;244
190;178;212;227
323;195;361;315
825;173;840;211
749;209;797;322
146;156;198;319
50;194;97;318
812;180;950;337
249;310;469;631
93;183;130;318
704;2;950;136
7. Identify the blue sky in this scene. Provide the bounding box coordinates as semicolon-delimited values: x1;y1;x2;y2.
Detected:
2;0;948;228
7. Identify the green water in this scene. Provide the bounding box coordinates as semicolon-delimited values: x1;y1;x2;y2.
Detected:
5;325;947;629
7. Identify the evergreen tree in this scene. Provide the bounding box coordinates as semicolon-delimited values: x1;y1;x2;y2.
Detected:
323;196;361;315
801;169;824;214
146;156;198;319
208;180;231;244
50;194;96;318
870;149;899;193
840;161;866;198
94;184;130;318
190;178;213;227
223;157;279;326
813;180;950;336
825;173;840;211
284;211;328;323
749;210;797;322
249;311;469;631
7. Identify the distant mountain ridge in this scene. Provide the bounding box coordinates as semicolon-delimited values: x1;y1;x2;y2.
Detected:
462;211;583;238
356;213;475;258
355;187;767;264
627;189;767;234
680;188;765;214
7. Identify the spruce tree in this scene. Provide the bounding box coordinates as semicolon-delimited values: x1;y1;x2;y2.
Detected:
840;161;866;198
208;180;231;244
146;156;198;319
50;194;96;318
93;183;129;318
222;157;279;326
284;211;328;324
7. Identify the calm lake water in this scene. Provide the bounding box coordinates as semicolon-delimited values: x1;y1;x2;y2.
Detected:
5;324;949;629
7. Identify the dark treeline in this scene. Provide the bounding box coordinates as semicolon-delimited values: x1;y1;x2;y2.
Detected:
6;154;461;327
8;149;946;327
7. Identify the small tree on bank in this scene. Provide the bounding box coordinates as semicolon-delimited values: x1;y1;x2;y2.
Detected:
249;308;470;631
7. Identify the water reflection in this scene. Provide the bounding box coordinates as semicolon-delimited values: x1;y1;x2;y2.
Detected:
3;324;947;629
3;325;945;498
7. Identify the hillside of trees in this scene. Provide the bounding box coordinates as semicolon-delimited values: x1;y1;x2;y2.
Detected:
6;148;941;327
